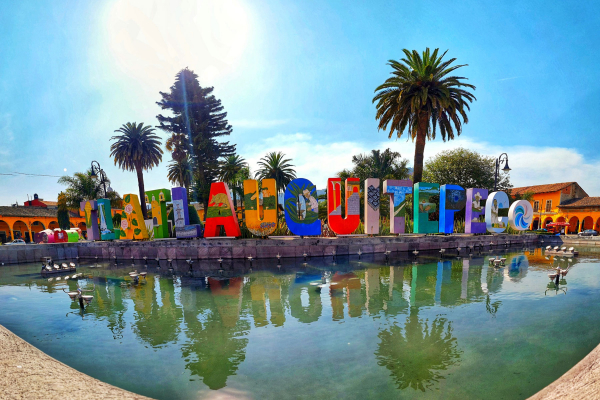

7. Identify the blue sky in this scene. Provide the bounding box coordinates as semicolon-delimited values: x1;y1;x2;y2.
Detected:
1;0;600;205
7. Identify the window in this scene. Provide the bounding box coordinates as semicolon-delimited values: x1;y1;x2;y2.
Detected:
545;200;552;212
533;201;539;212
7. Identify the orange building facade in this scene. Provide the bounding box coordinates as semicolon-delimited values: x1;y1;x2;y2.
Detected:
511;182;600;234
0;206;86;243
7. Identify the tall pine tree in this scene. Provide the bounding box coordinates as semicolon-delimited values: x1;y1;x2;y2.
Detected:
157;68;236;216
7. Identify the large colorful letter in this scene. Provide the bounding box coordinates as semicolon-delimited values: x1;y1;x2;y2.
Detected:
485;191;509;233
80;200;100;241
364;178;380;235
439;185;466;234
119;194;149;240
465;189;488;234
145;189;171;239
327;177;360;235
383;179;413;234
284;178;321;236
97;198;116;240
204;182;242;237
171;187;203;238
508;200;534;231
243;179;278;236
171;187;189;229
413;183;440;233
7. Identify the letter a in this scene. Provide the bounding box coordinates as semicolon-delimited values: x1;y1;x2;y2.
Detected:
204;182;242;237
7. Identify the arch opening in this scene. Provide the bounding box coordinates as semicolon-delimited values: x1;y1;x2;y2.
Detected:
568;216;579;234
0;220;11;243
13;220;30;242
582;216;594;231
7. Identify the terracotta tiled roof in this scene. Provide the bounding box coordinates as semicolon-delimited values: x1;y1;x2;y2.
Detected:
511;182;575;196
42;201;58;207
0;206;80;219
558;197;600;208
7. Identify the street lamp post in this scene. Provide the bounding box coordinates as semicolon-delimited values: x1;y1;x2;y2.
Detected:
90;160;108;197
493;153;511;192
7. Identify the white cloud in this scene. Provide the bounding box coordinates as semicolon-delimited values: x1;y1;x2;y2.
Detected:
241;133;600;196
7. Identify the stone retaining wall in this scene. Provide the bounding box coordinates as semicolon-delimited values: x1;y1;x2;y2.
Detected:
0;234;542;264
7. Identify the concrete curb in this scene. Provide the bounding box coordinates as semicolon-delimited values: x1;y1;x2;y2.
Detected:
0;324;151;400
529;343;600;400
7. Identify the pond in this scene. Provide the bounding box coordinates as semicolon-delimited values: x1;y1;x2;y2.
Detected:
1;248;599;399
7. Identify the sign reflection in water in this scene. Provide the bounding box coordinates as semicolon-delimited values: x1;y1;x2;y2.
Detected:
0;250;590;400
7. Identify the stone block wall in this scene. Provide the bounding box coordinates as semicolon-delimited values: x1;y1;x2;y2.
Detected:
0;234;544;265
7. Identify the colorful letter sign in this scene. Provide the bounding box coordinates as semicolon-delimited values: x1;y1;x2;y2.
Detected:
383;179;413;234
204;182;242;237
284;178;321;236
364;178;380;235
80;200;100;241
171;187;189;229
508;200;534;231
243;179;278;236
485;191;509;233
97;198;115;240
145;189;171;239
327;177;360;235
119;194;149;240
465;189;488;234
439;185;466;234
413;183;440;234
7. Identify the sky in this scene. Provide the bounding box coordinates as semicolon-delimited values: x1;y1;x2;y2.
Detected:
1;0;600;204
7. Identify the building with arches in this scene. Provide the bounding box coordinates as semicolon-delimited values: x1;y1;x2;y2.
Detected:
0;206;86;243
511;182;600;234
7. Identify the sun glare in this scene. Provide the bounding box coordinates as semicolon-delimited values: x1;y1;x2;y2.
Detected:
105;0;251;85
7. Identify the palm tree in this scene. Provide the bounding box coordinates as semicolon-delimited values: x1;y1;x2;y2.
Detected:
167;155;193;192
219;155;246;211
110;122;163;219
58;169;122;209
373;48;476;183
254;152;296;194
347;149;410;181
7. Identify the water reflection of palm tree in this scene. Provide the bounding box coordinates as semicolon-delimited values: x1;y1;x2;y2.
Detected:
375;308;461;392
90;278;126;339
485;294;501;318
131;277;183;347
181;278;250;390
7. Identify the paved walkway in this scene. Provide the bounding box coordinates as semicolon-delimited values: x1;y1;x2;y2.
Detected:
0;324;150;400
530;343;600;399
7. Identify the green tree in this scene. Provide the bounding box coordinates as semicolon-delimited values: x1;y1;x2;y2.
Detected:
234;165;251;210
110;122;163;219
373;48;476;183
157;68;236;214
57;192;70;230
167;155;193;192
254;151;297;194
58;169;122;210
422;148;511;192
219;154;246;211
345;149;410;181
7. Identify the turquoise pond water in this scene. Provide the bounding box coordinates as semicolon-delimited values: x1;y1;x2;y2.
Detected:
1;248;600;399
